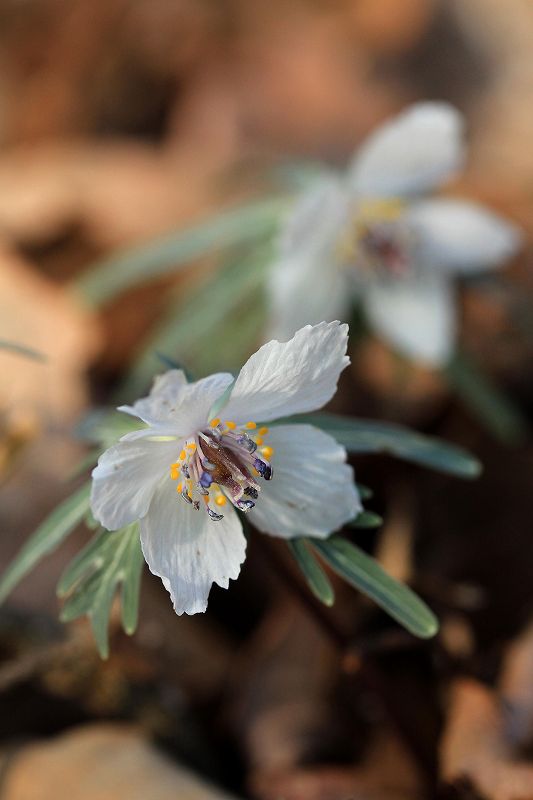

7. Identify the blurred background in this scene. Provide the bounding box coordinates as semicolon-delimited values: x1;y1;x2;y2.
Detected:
1;1;533;798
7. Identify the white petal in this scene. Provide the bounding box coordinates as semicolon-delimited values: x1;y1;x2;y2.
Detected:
364;273;455;366
91;438;177;530
407;198;523;273
223;321;350;424
249;424;360;539
267;251;351;342
349;102;465;197
120;371;234;434
140;479;247;615
266;177;351;340
279;174;349;260
119;369;188;424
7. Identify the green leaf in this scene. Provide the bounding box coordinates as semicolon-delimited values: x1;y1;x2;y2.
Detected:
356;483;373;501
73;197;285;308
117;244;269;400
0;483;91;604
208;378;236;423
446;350;528;445
298;412;482;479
348;510;383;529
287;538;335;606
58;524;144;658
312;536;438;638
0;340;46;361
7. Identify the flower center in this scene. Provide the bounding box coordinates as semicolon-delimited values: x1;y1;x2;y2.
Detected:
168;419;274;521
337;198;414;278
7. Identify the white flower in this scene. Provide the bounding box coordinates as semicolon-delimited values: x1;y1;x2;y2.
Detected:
91;322;361;615
268;102;523;366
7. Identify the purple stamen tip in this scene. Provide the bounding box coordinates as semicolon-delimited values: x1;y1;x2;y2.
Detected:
199;471;213;489
236;499;255;512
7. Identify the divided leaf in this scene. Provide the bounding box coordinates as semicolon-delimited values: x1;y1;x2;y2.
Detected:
0;482;91;604
58;524;144;659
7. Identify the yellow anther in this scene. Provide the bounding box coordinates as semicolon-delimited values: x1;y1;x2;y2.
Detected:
258;427;269;436
187;442;197;452
252;467;259;476
261;446;274;459
179;449;186;461
225;420;236;430
177;482;183;493
255;437;264;447
209;417;220;428
170;465;181;480
245;421;257;429
215;495;227;507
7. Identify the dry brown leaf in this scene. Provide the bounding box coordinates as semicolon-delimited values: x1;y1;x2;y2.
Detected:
440;678;533;800
499;620;533;750
1;724;241;800
0;244;99;428
250;728;423;800
232;601;340;777
0;142;228;250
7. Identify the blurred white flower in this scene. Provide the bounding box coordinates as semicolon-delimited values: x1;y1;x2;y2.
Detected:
91;321;361;615
268;103;522;366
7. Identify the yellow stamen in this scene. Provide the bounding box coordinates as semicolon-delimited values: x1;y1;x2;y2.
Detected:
215;495;227;507
187;442;197;452
179;449;186;461
255;437;263;447
170;465;180;480
261;446;274;459
177;482;183;493
245;421;256;429
252;467;259;476
258;427;269;436
209;417;220;427
225;420;236;430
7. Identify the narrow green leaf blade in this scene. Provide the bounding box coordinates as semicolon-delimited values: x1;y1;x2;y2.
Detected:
348;510;383;529
446;350;528;445
117;244;269;400
287;538;335;607
356;483;373;501
0;482;91;604
300;413;482;479
208;379;236;423
73;197;285;307
0;340;46;361
312;536;438;638
121;532;145;635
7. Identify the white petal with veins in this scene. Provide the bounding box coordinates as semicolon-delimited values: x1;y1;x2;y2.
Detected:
120;371;234;434
249;424;360;539
91;438;176;530
222;321;350;424
140;479;247;615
